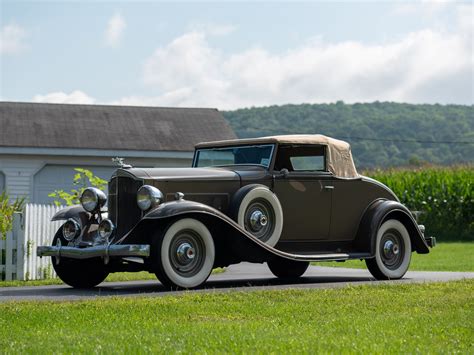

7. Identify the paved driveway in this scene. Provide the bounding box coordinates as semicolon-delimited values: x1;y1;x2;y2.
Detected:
1;263;473;302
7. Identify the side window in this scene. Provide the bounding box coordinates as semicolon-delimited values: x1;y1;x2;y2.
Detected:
290;155;325;171
274;145;326;172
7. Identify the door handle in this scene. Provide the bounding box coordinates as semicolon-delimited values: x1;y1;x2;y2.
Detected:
324;185;334;190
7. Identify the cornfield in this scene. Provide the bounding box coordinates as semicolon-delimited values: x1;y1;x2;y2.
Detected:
366;165;473;241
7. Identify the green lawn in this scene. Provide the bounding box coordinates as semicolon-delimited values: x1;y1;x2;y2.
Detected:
315;242;474;272
1;280;472;353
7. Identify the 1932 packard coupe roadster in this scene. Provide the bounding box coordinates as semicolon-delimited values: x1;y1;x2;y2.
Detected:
37;135;435;289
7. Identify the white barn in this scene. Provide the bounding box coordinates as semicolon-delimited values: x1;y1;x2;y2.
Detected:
0;102;236;204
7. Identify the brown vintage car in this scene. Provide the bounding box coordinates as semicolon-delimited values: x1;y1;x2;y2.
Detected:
37;134;435;289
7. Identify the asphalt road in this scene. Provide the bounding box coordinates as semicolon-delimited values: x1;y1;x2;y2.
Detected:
1;263;473;302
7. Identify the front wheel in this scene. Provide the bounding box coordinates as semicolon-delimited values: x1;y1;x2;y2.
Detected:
51;230;109;288
366;219;412;280
153;218;215;289
267;258;309;279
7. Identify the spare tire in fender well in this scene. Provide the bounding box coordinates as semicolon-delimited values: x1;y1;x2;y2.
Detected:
354;199;430;255
228;184;283;247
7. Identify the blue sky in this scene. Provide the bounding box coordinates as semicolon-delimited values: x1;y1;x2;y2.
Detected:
1;1;472;109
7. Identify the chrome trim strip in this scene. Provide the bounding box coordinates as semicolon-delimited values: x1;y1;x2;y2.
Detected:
37;244;150;259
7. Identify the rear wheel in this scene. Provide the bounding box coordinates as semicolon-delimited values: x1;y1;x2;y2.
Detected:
366;219;412;280
267;258;309;279
153;218;215;289
51;229;109;288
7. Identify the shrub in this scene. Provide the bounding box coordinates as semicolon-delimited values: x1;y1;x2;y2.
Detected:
366;165;473;241
0;191;26;239
48;168;107;206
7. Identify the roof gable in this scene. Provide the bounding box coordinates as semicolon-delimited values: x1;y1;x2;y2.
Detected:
0;102;236;152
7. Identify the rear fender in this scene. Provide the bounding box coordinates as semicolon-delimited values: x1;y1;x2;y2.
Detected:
354;199;430;255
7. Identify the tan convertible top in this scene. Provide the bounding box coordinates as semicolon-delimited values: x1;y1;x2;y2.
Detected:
196;134;359;179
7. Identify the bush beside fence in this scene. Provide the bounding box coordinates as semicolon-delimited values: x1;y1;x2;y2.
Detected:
0;204;63;281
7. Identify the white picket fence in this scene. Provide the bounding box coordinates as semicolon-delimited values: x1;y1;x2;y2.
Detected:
0;204;64;281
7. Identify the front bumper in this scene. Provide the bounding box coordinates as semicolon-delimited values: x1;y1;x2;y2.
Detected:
424;236;436;248
37;244;150;259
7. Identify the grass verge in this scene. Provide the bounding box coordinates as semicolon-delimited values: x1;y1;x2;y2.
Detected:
0;268;225;288
1;280;473;353
314;242;474;272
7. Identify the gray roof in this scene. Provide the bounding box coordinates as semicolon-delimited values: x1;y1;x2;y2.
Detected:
0;102;236;152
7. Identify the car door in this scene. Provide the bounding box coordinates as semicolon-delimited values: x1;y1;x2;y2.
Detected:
272;144;333;241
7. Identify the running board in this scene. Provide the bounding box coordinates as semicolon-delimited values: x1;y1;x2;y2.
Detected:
286;252;372;262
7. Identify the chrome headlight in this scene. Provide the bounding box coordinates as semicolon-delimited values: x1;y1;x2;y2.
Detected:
137;185;164;211
63;218;81;241
98;219;115;242
80;187;107;212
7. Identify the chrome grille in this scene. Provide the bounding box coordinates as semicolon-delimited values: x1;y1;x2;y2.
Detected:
108;176;143;239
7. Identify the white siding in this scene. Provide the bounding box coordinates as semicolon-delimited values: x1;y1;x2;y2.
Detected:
33;165;117;204
0;159;43;200
0;171;4;192
0;153;191;203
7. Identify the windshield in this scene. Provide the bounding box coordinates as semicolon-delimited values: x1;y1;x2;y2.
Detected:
193;144;274;168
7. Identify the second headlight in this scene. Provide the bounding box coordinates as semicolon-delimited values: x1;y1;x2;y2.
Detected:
98;219;115;242
137;185;164;211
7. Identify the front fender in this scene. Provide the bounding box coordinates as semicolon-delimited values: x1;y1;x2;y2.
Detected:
354;199;430;255
51;205;91;222
116;199;313;263
143;199;229;221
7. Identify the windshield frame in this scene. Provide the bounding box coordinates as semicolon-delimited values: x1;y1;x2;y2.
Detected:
192;144;276;169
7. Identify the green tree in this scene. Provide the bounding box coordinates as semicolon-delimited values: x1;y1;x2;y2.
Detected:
223;102;474;168
48;168;107;207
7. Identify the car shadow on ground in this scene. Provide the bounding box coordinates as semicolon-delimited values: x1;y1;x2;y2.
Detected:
0;275;387;300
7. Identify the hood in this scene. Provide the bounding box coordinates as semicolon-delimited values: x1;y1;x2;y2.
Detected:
117;167;240;182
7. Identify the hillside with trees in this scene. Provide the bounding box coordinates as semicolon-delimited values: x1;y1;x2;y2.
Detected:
223;102;473;168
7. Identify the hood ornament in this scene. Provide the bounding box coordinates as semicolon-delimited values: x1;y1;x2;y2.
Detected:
112;157;132;169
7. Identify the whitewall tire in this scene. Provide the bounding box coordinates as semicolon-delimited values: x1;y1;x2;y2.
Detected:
234;185;283;247
154;218;215;289
366;219;412;280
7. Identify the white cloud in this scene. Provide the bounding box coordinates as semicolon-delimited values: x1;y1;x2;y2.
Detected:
0;24;27;54
132;17;473;109
33;90;96;104
32;9;473;109
105;12;126;47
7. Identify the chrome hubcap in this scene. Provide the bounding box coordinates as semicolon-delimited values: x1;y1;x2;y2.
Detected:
169;230;205;277
176;242;196;263
383;240;399;258
249;210;268;230
244;199;276;242
380;229;404;270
